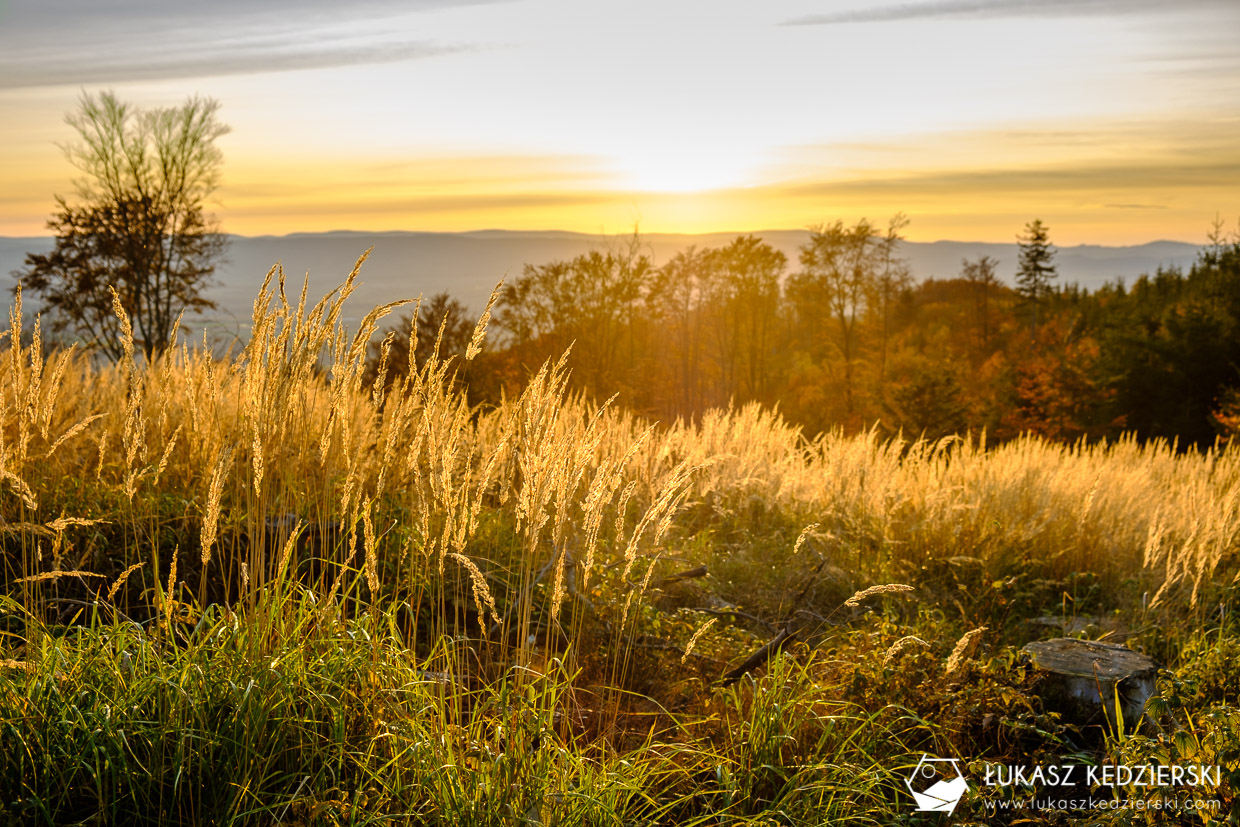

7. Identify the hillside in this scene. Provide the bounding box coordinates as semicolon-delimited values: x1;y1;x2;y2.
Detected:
0;231;1200;340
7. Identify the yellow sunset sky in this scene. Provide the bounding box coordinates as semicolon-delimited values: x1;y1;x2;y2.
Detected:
1;0;1237;244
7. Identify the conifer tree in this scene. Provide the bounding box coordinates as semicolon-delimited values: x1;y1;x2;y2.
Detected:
1015;218;1057;334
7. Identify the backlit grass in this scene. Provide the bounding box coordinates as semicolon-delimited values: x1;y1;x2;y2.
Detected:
1;254;1238;825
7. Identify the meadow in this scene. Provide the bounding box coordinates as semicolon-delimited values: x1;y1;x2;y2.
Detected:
1;253;1237;825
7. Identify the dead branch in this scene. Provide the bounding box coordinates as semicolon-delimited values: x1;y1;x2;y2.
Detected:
658;564;708;586
717;626;798;687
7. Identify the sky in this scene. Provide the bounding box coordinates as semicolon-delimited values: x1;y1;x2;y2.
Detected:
1;0;1238;244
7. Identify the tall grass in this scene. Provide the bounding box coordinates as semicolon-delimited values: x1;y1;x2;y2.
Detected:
2;255;1238;824
653;410;1240;608
4;257;1237;620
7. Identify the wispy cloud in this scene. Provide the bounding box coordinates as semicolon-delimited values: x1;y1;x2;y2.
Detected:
229;190;616;222
2;0;500;29
0;39;470;90
0;0;505;89
778;158;1240;201
784;0;1227;25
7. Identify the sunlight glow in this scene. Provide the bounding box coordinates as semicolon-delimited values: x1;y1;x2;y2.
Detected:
0;1;1237;242
615;145;754;194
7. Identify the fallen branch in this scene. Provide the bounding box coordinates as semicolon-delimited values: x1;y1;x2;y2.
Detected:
717;626;798;687
658;564;708;586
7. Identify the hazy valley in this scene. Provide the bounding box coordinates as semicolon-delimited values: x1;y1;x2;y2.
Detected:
0;230;1200;336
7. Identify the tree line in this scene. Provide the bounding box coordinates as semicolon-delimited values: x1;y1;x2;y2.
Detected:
378;217;1240;449
14;92;1240;449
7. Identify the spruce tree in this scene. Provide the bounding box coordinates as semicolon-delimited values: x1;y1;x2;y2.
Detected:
1016;219;1057;333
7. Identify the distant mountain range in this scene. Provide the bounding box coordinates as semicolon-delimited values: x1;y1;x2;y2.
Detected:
0;230;1202;339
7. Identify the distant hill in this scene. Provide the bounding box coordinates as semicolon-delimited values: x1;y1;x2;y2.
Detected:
1;231;1201;341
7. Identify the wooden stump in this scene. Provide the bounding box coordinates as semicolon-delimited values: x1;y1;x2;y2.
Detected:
1022;638;1159;731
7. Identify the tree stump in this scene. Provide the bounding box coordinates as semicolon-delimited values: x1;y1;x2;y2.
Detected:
1022;638;1159;731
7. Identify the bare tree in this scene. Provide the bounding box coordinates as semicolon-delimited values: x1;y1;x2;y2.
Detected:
647;246;712;413
15;91;229;359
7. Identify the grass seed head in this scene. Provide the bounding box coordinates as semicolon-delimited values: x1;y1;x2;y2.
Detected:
945;627;987;676
448;552;498;631
882;635;930;666
844;583;914;608
793;523;820;555
682;617;717;663
107;562;144;603
16;570;107;584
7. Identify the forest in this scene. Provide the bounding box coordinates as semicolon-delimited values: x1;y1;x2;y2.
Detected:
380;217;1240;451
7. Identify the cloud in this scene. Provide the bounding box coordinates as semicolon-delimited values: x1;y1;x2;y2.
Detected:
358;155;616;188
223;153;615;203
783;0;1229;25
0;39;470;90
0;0;507;89
2;0;501;30
230;189;616;220
777;158;1240;202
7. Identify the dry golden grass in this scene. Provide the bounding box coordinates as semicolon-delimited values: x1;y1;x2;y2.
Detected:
682;617;717;663
945;627;988;676
845;584;916;607
15;570;107;584
649;409;1240;608
882;635;930;666
107;562;144;603
2;253;1238;668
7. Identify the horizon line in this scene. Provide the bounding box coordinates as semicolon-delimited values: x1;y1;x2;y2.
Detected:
0;228;1202;248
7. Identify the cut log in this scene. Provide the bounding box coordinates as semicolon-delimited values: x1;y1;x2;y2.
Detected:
1022;638;1159;730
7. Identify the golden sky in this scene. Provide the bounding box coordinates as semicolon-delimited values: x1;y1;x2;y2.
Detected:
1;0;1238;244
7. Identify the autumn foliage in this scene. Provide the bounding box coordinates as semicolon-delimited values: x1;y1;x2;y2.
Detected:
371;219;1240;449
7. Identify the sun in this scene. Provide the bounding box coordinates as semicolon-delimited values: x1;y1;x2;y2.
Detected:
615;145;751;194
